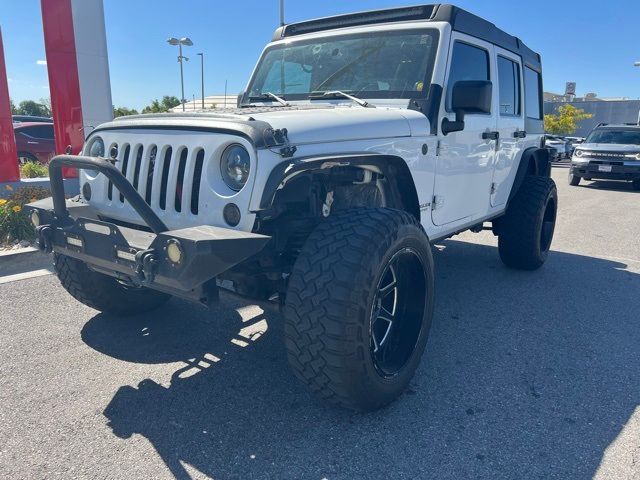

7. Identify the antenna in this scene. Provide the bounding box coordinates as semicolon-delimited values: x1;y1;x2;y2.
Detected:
280;0;285;26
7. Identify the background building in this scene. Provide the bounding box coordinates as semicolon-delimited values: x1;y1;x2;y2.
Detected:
544;93;640;137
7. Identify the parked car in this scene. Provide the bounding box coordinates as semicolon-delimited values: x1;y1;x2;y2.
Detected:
545;135;570;159
27;4;556;411
569;123;640;190
12;115;53;124
13;122;56;165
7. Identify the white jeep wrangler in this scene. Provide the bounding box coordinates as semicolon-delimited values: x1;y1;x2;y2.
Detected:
27;4;557;411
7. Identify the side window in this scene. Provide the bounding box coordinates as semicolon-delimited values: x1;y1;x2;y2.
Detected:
446;41;490;112
21;125;54;139
524;66;542;119
497;56;521;116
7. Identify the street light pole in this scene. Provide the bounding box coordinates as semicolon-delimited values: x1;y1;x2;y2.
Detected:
197;53;204;109
178;43;186;111
167;37;194;112
635;63;640;123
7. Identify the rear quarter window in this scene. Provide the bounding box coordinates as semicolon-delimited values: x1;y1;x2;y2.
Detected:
524;66;542;119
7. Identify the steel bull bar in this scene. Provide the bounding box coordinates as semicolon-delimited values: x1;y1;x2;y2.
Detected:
25;155;270;305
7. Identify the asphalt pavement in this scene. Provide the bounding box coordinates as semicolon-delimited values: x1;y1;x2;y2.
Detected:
1;168;639;480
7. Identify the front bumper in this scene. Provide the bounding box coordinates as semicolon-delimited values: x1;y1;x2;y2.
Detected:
25;155;270;305
570;160;640;181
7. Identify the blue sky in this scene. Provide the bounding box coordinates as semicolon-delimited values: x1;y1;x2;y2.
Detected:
1;0;639;110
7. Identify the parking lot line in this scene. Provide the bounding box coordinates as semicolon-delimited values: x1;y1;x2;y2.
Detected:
0;267;53;285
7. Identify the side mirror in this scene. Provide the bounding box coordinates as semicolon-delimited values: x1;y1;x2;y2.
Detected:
237;91;245;107
441;80;492;135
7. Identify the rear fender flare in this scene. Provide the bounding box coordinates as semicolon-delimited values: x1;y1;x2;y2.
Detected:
508;147;551;204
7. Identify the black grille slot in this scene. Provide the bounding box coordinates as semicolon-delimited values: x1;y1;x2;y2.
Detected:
175;148;188;212
118;144;131;203
190;149;205;214
159;146;172;210
132;145;143;190
144;145;157;205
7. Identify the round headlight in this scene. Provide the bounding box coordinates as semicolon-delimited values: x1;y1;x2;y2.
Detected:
575;149;584;157
88;136;105;157
220;144;250;191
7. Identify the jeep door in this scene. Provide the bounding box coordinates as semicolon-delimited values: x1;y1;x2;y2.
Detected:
432;34;497;226
491;47;525;207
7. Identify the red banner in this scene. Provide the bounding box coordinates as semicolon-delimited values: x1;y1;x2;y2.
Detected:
0;28;19;183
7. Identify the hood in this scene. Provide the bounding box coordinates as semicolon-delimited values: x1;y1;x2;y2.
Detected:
577;143;640;153
248;106;427;144
107;105;428;146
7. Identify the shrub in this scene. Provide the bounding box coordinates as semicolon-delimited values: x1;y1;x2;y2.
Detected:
0;185;51;245
20;161;49;178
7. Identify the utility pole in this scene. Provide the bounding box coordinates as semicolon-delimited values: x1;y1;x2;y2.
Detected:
197;52;204;109
167;37;193;111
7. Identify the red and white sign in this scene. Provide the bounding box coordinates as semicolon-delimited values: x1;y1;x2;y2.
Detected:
0;28;20;183
41;0;113;177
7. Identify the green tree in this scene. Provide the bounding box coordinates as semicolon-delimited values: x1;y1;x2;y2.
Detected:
113;106;139;117
9;98;17;114
16;99;51;117
141;96;181;114
544;104;593;135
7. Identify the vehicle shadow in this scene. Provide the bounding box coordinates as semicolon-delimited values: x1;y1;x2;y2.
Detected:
82;240;640;480
579;179;639;192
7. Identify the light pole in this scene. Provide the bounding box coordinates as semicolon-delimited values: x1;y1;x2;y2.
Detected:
635;63;640;123
167;37;193;111
197;52;204;109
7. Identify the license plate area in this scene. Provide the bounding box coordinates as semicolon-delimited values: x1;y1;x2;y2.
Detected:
598;164;612;172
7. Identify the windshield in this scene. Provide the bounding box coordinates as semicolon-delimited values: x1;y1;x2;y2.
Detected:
585;129;640;145
245;29;439;102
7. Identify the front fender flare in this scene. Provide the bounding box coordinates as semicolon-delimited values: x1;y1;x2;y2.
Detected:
257;153;421;221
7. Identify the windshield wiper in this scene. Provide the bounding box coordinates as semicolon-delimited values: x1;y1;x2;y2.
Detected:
248;92;289;107
308;90;375;108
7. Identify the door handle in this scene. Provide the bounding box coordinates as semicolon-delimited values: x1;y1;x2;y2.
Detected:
27;141;39;145
513;130;527;138
482;131;499;141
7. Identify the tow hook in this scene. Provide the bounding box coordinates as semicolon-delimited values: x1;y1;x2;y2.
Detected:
36;225;54;253
134;249;158;284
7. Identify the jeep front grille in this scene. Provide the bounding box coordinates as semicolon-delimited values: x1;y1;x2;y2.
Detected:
107;143;206;215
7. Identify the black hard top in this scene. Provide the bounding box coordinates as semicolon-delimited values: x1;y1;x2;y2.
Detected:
272;4;541;70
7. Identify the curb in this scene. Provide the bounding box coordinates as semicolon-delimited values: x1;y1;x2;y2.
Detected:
0;247;53;278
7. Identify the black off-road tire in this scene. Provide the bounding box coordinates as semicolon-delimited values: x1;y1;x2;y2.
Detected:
498;176;558;270
54;253;170;315
284;209;435;411
568;171;581;186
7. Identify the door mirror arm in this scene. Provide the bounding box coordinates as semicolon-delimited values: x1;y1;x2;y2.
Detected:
441;111;465;135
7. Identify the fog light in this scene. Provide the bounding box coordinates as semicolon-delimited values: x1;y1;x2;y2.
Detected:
66;236;83;248
116;249;137;262
166;239;183;265
82;182;92;201
30;210;40;227
223;203;241;227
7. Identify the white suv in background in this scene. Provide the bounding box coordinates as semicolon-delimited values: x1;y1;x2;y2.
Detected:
569;123;640;190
